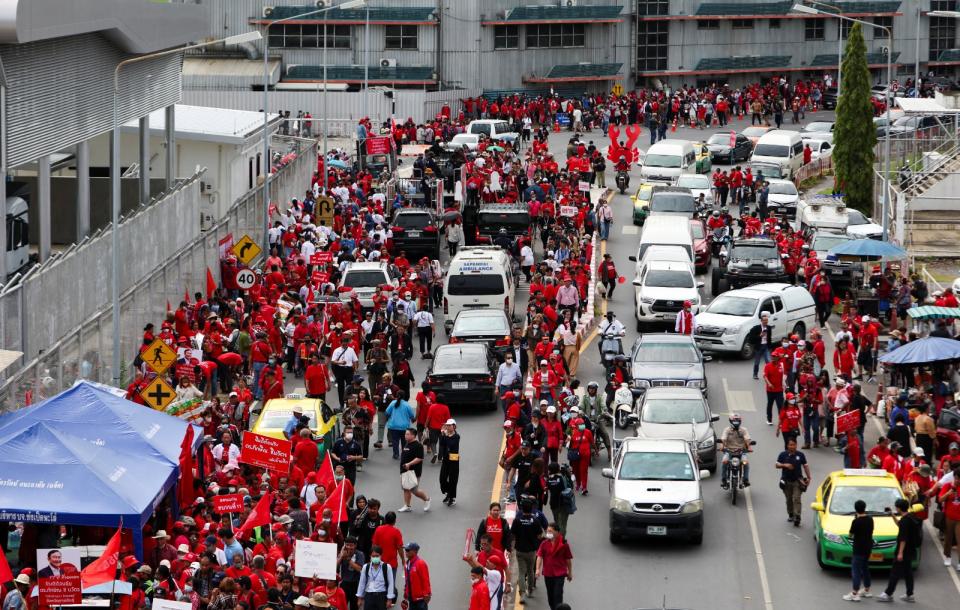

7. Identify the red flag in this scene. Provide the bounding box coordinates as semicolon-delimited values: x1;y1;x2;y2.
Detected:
0;544;13;584
237;492;273;538
80;525;122;588
321;481;348;524
317;452;335;496
206;267;217;299
166;300;172;313
177;425;196;510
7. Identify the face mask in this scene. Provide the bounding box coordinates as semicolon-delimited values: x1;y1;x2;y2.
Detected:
731;421;741;429
577;424;585;431
471;577;481;585
545;532;555;540
317;529;326;537
344;433;354;441
335;475;344;481
370;557;381;566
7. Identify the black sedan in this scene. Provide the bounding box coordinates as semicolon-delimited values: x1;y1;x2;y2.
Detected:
390;209;441;258
705;132;753;165
423;343;498;409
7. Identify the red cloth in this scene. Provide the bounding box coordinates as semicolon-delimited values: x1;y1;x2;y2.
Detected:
371;524;404;569
403;556;431;602
293;439;318;474
425;402;451;431
317;453;336;496
321;480;349;523
0;544;13;586
468;579;489;610
177;426;195;511
237;492;273;538
80;525;122;588
536;537;572;577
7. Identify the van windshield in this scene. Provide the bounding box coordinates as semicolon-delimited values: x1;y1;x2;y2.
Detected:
753;144;789;158
448;274;505;295
644;154;682;168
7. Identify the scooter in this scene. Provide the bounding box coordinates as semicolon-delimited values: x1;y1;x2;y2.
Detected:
711;225;730;258
616;169;630;194
725;440;757;506
599;332;624;374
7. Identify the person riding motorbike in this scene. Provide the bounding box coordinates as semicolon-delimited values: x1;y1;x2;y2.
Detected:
493;227;514;252
717;413;752;489
598;311;626;366
612;381;636;431
581;381;611;461
598;311;626;340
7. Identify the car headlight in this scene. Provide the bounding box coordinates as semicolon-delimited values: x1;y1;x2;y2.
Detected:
611;497;632;512
681;499;703;514
698;437;715;449
822;532;846;545
641;296;656;304
723;326;740;335
766;259;780;269
686;379;706;389
635;380;651;389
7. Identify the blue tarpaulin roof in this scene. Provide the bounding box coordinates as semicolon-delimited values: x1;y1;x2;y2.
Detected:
879;336;960;365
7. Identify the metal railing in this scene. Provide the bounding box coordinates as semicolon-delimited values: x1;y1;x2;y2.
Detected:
897;138;960;197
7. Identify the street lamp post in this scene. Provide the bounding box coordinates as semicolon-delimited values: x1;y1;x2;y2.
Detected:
260;0;367;254
111;30;262;385
793;3;894;240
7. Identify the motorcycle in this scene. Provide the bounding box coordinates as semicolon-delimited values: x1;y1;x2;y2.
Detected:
599;331;625;373
711;225;730;258
615;169;630;194
725;440;757;506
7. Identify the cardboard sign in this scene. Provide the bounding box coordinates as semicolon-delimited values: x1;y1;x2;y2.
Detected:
578;180;590;192
559;205;577;217
240;431;292;471
39;575;82;606
835;409;861;435
212;493;245;514
293;540;338;580
218;233;235;260
153;600;193;610
310;252;333;265
312;272;330;284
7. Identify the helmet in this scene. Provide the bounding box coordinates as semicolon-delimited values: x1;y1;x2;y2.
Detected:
587;381;599;390
729;413;742;428
712;210;720;217
499;227;507;234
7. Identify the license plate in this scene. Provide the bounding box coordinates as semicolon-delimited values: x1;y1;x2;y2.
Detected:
407;231;421;237
451;381;468;389
646;526;667;536
869;553;884;562
831;269;844;275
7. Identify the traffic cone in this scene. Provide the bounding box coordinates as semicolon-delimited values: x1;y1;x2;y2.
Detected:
553;118;560;132
670;118;677;132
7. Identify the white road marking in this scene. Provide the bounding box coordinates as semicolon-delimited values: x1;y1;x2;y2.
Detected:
722;377;757;413
622;225;639;235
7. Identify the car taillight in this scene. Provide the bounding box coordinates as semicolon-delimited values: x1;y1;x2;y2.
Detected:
391;226;404;233
443;297;448;314
449;336;460;344
424;225;437;233
479;375;494;384
504;296;510;314
478;236;491;244
495;335;511;347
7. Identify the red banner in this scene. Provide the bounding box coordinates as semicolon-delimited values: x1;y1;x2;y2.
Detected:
365;136;393;155
39;575;82;606
312;272;330;284
212;493;245;514
311;252;333;265
240;431;291;471
835;410;861;435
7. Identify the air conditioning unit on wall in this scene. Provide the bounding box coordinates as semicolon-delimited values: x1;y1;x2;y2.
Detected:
380;58;397;68
564;0;579;7
263;6;274;18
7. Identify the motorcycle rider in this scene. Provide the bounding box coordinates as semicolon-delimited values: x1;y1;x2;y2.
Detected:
581;381;611;461
493;227;514;252
598;310;626;365
718;413;753;489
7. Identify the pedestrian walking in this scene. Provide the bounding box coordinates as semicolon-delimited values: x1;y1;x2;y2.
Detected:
438;419;460;506
763;350;785;425
545;462;576;536
445;219;464;256
384;392;415;460
877;499;922;602
776;393;802;449
938;464;960;569
412;306;435;358
536;523;573;610
398;428;431;513
511;498;547;605
337;537;365;610
776;438;811;527
751;312;773;378
355;546;395;610
598;253;618;299
402;543;431;610
463;553;505;610
597;199;613;241
843;499;874;601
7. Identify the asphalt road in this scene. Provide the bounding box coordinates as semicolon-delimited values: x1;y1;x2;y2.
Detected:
297;113;960;609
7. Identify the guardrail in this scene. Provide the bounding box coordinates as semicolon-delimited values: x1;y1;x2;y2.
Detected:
794;155;833;186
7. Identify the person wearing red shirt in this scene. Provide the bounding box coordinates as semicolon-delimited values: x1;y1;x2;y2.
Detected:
567;418;594;493
857;315;879;382
535;525;573;610
833;338;855;380
402;543;431;607
542;407;565;464
937;468;960;566
866;436;892;468
475;503;512;553
882;443;905;480
425;401;451;460
371;512;405;570
467;564;491;610
304;355;329;399
763;352;785;425
776;393;802;449
532;360;561;404
293;428;319;473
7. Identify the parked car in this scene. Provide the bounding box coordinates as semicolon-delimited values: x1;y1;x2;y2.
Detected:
801;121;834;136
692;141;713;174
635;387;719;472
630;334;708;396
442;133;480;151
448;309;513;359
802;137;833;158
936;407;960;457
466;119;519;143
631;182;655;225
390;209;442;258
689;218;711;273
846;209;883;240
706;132;753;165
809;230;856;289
603;437;710;544
338;262;397;308
741;125;773;145
821;87;838;110
423;343;498;409
712;237;791;293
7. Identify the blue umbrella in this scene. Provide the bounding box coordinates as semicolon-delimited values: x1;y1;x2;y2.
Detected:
327;159;351;169
879;336;960;365
827;239;907;260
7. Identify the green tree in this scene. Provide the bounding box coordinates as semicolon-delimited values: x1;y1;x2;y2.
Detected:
832;22;876;214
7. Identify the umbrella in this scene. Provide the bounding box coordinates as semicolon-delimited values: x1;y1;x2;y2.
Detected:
827;239;907;261
442;209;462;223
487;145;504;152
906;306;960;321
327;159;351;169
879;336;960;365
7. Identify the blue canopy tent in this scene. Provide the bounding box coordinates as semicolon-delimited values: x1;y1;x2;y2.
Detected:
0;381;203;558
879;336;960;365
0;422;177;559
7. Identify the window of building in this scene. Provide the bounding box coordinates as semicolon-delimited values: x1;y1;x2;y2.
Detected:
769;19;781;29
268;24;351;48
637;0;670;16
385;25;418;50
526;23;585;48
698;20;719;30
493;24;519;49
805;18;825;41
930;1;958;61
636;20;668;72
872;16;892;37
732;19;754;29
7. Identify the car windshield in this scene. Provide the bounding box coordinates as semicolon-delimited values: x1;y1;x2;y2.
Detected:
750;164;783;178
768;182;797;196
706;295;758;317
644;269;694;288
394;213;433;229
635;186;653;202
707;134;731;145
812;234;852;252
619;451;696;481
432;348;488;373
753;144;789;157
454;315;509;334
478;212;530;230
729;244;777;260
677;175;709;189
651;195;695;213
645;154;682;168
633;342;699;363
447;274;505;295
642;399;708;424
343;270;387;288
893;116;915;127
742;127;768;137
260;410;316;429
804;122;833;132
829;485;903;515
848;210;868;225
690;222;705;239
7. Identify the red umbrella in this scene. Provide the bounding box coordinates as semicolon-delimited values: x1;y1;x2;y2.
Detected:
217;352;243;367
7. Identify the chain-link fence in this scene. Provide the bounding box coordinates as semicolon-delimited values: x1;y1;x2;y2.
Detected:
0;136;317;412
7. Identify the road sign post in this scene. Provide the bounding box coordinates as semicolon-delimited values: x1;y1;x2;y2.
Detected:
143;339;177;375
140;378;177;411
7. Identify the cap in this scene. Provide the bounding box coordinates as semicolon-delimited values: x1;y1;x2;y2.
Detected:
861;315;870;322
137;565;153;575
159;559;171;569
540;359;548;365
204;535;217;545
546;405;557;413
950;442;960;450
189;561;201;571
122;556;140;570
445;418;456;426
403;542;420;552
177;543;190;553
912;446;925;457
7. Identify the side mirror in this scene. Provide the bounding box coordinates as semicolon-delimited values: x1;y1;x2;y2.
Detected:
703;355;713;362
711;414;720;422
810;502;824;512
628;255;637;262
699;469;711;480
602;468;615;479
697;281;705;288
632;280;641;286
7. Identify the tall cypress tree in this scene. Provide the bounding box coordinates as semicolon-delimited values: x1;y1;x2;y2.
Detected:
832;22;876;214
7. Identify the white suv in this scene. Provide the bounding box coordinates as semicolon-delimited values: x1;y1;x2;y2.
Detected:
603;437;709;544
633;259;702;330
338;262;397;308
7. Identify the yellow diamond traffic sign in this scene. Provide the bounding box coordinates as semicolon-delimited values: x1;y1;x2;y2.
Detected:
612;83;624;97
315;196;335;227
143;338;177;375
140;377;177;411
232;234;262;265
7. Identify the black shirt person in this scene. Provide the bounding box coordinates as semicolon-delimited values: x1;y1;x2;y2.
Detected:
879;498;922;602
844;499;875;601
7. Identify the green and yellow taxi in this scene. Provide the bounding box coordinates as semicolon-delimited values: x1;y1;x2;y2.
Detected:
251;395;337;441
631;183;655;225
811;469;919;570
693;142;713;174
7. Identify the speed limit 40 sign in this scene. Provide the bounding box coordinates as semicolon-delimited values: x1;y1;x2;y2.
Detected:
236;269;257;290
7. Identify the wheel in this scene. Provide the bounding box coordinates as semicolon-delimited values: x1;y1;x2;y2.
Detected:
739;340;755;360
816;540;827;570
791;321;806;339
609;529;622;545
731;479;739;505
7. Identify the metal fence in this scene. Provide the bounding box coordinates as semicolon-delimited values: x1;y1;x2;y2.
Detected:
794;155;834;186
0;136;317;412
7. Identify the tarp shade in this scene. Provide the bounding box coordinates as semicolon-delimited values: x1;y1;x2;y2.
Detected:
906;306;960;321
879;336;960;365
